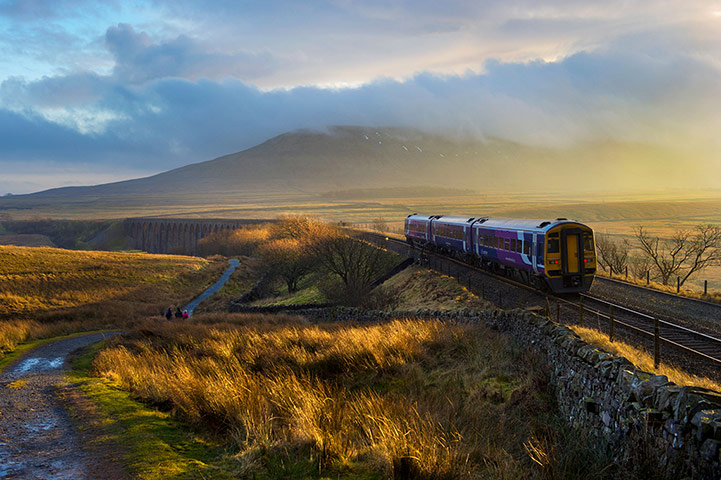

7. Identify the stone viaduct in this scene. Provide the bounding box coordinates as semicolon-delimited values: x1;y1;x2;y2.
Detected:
124;218;269;255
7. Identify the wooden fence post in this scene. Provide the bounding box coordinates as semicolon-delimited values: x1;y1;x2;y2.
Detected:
704;280;708;296
654;317;660;369
579;297;584;327
557;301;560;324
545;297;551;320
677;277;680;294
609;305;614;343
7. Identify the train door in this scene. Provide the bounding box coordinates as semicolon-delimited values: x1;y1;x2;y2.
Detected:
531;233;538;273
566;234;580;273
561;228;584;282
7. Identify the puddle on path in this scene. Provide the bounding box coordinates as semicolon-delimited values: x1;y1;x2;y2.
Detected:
13;356;65;374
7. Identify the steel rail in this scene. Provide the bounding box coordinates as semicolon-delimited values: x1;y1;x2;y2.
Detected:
594;275;721;311
577;294;721;365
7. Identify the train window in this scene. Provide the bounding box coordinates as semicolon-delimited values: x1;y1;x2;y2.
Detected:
524;242;531;255
510;238;516;252
504;238;510;251
548;238;560;253
584;233;594;251
517;240;523;253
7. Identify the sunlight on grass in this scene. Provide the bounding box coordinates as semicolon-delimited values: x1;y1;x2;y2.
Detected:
90;314;617;479
571;325;721;392
0;245;227;362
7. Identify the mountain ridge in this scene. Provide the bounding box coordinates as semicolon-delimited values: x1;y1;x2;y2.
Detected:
0;125;701;205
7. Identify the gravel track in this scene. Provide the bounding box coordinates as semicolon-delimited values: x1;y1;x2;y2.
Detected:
0;332;119;480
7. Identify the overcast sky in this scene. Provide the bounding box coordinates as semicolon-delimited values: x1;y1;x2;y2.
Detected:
1;0;720;194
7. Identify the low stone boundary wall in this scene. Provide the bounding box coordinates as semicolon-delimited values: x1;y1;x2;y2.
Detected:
232;305;720;478
487;308;721;479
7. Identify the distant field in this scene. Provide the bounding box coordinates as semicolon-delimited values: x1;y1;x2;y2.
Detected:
0;245;222;320
0;234;55;247
2;190;720;291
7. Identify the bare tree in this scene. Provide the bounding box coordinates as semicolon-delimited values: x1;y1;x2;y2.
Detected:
258;238;315;293
629;255;653;281
595;233;629;275
372;217;389;233
635;225;721;286
310;232;396;302
269;214;333;241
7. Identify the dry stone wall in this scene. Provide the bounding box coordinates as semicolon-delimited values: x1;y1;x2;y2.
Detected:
257;305;720;478
487;308;721;480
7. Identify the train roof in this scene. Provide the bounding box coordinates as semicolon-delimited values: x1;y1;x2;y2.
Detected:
406;214;588;232
475;217;588;232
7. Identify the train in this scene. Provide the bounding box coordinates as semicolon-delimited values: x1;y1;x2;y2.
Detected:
404;214;596;293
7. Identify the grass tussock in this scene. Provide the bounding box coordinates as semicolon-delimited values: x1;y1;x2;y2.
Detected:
571;325;721;392
93;314;616;479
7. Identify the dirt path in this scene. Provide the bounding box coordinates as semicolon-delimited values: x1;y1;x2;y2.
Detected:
0;260;241;478
183;258;239;315
0;332;119;480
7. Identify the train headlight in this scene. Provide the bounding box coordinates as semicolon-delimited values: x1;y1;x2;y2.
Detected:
584;258;594;263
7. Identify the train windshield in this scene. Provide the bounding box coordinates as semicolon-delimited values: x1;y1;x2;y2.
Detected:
583;233;594;252
548;238;560;253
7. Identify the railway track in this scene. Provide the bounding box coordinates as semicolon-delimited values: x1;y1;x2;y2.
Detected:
357;230;721;372
572;294;721;365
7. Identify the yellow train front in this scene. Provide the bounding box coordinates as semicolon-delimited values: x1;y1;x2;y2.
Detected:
541;220;596;293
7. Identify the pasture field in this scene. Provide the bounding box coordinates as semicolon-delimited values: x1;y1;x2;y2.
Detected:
0;245;226;356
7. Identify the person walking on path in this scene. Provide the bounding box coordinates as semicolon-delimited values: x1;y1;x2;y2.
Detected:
175;307;183;319
165;307;173;321
182;310;189;319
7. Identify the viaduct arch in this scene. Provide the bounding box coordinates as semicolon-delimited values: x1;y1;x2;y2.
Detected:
124;218;269;255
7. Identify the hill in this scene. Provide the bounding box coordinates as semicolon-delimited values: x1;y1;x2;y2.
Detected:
0;126;698;209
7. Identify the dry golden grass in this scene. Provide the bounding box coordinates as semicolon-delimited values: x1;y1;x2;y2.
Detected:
381;266;489;310
597;270;721;303
571;326;721;392
0;245;226;356
92;314;616;479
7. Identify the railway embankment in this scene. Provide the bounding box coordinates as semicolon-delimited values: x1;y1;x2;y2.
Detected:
244;305;720;478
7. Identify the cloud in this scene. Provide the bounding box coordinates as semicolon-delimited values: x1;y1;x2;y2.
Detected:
104;23;277;84
2;39;720;173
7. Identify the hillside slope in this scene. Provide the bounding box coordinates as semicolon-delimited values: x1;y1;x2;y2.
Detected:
0;126;690;200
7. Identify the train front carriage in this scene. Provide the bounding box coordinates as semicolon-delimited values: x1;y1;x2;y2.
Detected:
542;221;595;293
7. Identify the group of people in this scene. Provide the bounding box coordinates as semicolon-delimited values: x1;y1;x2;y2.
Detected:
165;306;189;320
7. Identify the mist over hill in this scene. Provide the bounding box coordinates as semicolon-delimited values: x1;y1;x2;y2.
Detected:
0;125;707;210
